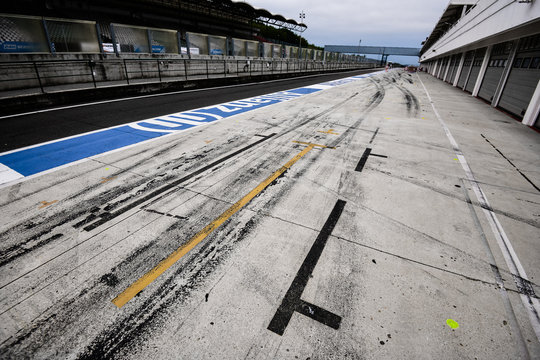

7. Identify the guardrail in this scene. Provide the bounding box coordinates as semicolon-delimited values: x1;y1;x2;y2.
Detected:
0;58;376;98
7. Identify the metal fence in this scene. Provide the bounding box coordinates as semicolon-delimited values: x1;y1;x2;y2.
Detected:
0;58;376;98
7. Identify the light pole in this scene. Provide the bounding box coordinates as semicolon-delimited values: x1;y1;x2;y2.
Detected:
299;11;305;58
358;39;361;62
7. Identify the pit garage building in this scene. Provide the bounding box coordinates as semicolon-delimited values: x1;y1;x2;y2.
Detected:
419;0;540;129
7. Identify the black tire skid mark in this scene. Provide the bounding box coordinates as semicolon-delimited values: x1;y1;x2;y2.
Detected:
73;78;387;358
0;134;256;268
1;73;385;358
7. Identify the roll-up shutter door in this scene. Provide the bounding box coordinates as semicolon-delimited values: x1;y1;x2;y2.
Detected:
437;57;447;79
446;55;458;83
435;59;442;78
478;41;513;102
465;47;486;93
457;52;473;88
444;56;452;82
440;57;449;79
498;34;540;118
446;55;455;83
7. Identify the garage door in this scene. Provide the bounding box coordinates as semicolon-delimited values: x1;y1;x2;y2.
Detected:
465;47;486;93
457;51;473;89
478;41;513;102
438;57;448;79
498;34;540;118
446;54;459;83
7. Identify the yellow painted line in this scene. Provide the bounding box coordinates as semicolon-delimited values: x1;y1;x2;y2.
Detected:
292;140;335;149
318;129;339;135
100;176;117;184
39;200;58;209
112;142;320;308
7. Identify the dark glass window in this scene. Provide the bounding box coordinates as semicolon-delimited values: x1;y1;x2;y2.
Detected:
514;58;522;68
522;57;531;68
531;57;540;69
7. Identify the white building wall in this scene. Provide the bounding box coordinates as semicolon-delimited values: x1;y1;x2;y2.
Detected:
421;0;540;63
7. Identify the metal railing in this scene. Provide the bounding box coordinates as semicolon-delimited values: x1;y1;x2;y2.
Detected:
0;58;376;98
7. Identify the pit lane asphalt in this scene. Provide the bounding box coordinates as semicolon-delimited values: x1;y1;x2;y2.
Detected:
0;69;379;152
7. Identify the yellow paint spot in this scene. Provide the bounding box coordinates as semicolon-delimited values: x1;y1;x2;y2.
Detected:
453;158;458;161
385;117;391;120
318;129;339;135
112;141;325;308
105;168;110;170
100;176;117;184
205;140;213;144
421;117;425;119
39;200;58;209
446;319;459;329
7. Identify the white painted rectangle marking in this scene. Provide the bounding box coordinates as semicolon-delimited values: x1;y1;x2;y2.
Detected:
0;163;24;184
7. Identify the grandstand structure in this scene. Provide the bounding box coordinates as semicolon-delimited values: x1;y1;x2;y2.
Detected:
419;0;540;129
1;0;306;41
0;0;314;57
0;0;376;97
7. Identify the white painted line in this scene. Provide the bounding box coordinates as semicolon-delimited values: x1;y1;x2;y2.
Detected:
417;73;540;342
0;164;24;184
303;84;333;90
161;117;204;126
144;119;184;128
0;69;379;120
128;123;177;133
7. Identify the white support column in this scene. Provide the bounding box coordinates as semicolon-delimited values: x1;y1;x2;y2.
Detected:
472;45;492;97
432;59;439;76
522;80;540;126
492;40;519;107
443;57;452;82
437;59;445;78
463;51;475;91
453;53;465;87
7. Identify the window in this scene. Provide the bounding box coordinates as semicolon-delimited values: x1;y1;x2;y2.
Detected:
46;19;99;53
522;57;531;68
0;15;50;53
531;57;540;69
514;58;522;68
114;24;150;53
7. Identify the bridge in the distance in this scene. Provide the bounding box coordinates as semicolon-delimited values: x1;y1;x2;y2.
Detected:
324;45;421;63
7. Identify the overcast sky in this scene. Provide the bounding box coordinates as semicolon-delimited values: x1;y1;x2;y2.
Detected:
244;0;450;64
